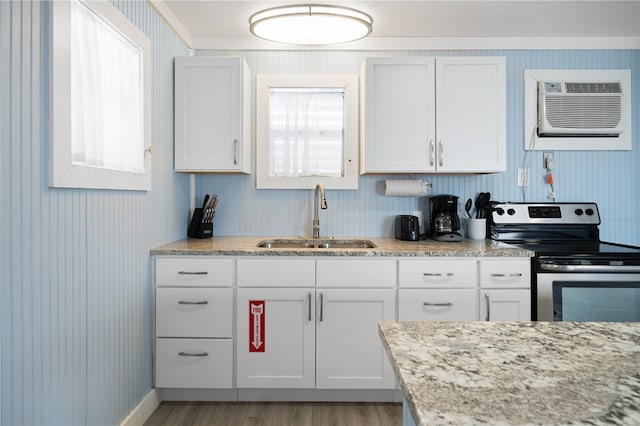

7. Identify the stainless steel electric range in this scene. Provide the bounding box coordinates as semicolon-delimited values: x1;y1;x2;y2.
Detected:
489;202;640;322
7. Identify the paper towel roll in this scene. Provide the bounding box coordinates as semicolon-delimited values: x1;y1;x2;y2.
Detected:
384;179;431;196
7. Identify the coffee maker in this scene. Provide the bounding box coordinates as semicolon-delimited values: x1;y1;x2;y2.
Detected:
429;195;463;242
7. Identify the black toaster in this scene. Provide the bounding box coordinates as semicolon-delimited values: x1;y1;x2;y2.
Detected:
395;215;420;241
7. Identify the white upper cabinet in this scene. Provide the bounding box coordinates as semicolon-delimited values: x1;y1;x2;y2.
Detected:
360;56;506;174
360;58;436;173
174;56;251;173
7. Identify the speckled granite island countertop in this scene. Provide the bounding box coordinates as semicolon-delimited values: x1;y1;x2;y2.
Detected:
150;237;533;257
378;321;640;426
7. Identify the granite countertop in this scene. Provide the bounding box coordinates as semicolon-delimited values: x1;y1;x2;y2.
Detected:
379;321;640;426
150;237;533;257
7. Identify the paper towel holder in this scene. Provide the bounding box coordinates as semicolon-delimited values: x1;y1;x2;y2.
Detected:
384;179;432;197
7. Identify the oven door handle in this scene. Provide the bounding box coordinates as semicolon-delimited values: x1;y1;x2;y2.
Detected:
539;263;640;273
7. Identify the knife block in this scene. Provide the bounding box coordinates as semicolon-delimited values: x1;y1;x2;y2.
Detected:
187;208;213;239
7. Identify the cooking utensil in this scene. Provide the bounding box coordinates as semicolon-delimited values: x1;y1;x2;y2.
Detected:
475;192;491;219
465;198;473;219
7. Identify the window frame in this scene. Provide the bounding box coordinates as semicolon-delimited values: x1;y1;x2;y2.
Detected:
51;0;152;191
256;74;359;190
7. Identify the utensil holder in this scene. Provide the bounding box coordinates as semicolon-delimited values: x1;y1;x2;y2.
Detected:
187;208;213;239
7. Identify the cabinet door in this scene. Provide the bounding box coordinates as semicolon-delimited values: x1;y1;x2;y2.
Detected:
236;288;315;388
399;289;477;321
174;56;250;173
435;57;506;172
316;289;396;389
480;290;531;321
361;58;436;173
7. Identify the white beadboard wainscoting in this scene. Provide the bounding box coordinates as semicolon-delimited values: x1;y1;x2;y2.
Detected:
196;49;640;246
0;1;189;425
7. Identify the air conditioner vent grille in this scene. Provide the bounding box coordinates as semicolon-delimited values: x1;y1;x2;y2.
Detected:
544;96;622;129
565;82;621;94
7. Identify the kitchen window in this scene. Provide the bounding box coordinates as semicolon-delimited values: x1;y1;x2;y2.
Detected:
51;0;152;190
256;74;359;189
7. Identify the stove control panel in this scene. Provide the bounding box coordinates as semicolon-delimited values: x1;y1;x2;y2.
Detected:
490;202;600;225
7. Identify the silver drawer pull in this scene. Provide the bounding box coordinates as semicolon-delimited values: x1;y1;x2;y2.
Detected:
423;273;454;277
491;273;523;278
178;351;208;357
423;302;453;307
178;271;208;275
178;300;208;305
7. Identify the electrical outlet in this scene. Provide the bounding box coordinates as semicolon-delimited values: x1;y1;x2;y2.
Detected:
543;152;555;169
517;168;529;187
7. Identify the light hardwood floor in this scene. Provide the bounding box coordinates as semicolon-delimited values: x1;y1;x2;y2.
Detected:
144;402;402;426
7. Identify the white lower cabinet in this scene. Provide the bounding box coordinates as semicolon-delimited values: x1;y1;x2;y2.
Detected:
235;258;397;390
155;255;532;396
479;259;532;321
156;338;233;388
398;258;531;321
236;288;315;388
398;259;478;321
154;257;234;389
478;258;531;321
480;289;531;321
398;289;477;321
316;289;396;389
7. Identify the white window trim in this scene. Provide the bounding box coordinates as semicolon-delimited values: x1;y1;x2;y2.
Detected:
256;74;359;190
51;0;152;191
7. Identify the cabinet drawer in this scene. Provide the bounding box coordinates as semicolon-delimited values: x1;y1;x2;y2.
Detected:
156;258;233;287
237;258;315;287
316;259;396;288
155;338;233;388
399;259;476;288
479;259;531;289
156;288;232;338
398;289;477;321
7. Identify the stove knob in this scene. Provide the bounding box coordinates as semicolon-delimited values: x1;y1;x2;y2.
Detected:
575;209;584;216
496;208;505;215
585;208;595;216
507;208;516;216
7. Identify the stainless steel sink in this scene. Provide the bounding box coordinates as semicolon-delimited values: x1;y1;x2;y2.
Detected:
257;238;376;249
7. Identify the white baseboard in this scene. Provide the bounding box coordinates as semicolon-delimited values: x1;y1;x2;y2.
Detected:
120;389;161;426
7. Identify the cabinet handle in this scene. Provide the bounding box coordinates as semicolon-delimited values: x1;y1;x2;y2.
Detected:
319;293;324;322
177;271;208;275
438;140;444;167
178;351;208;357
423;302;453;307
491;273;523;278
423;272;454;277
233;139;238;165
485;293;490;321
429;139;435;166
307;292;312;322
178;300;208;305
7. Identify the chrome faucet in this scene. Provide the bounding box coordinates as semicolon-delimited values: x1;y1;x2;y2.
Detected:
312;183;327;238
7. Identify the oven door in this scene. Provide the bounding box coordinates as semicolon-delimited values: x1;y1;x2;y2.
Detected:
536;272;640;321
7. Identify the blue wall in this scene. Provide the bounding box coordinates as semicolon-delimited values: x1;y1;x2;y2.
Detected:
196;49;640;246
0;1;189;424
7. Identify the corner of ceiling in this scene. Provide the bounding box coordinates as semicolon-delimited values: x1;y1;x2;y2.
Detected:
147;0;194;49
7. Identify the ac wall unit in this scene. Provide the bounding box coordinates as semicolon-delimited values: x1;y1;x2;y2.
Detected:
538;81;623;136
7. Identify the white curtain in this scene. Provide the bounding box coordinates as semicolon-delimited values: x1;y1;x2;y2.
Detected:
269;88;344;178
70;0;144;173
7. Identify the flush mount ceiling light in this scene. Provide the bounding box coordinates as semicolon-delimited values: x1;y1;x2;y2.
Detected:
249;4;373;45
